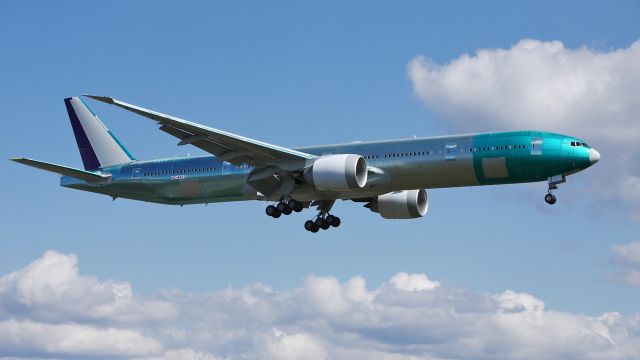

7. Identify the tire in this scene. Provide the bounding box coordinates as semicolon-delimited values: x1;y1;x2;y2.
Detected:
272;210;281;218
276;202;288;212
544;193;556;205
304;220;315;231
283;207;292;215
332;217;341;227
266;205;277;217
291;201;303;212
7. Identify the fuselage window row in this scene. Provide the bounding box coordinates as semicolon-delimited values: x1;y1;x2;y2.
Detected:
141;144;535;176
143;167;218;177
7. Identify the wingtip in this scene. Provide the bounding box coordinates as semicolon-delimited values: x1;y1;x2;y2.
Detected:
83;94;115;104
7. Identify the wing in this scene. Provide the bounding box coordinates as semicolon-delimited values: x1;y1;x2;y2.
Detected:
84;95;315;167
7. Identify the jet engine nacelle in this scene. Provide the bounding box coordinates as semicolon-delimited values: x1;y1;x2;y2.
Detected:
367;189;428;219
305;154;368;191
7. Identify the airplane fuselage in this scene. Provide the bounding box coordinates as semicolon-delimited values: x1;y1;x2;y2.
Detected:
62;130;597;205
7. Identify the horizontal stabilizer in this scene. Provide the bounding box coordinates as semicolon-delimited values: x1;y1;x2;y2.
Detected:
11;158;110;182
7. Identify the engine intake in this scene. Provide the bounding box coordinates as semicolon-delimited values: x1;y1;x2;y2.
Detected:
305;154;368;191
367;189;428;219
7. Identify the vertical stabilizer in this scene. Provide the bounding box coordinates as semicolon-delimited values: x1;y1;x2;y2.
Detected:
64;97;134;170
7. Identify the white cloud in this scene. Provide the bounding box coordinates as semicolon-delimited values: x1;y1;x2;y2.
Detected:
0;319;162;358
137;348;222;360
0;250;177;324
389;272;440;291
613;242;640;267
408;39;640;216
1;251;640;359
609;241;640;287
258;329;328;360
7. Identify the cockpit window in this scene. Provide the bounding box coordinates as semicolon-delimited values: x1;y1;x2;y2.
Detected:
570;141;589;147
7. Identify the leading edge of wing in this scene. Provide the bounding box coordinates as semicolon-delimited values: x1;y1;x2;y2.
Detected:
83;95;315;164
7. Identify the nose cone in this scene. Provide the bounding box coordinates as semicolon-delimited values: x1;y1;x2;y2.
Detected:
589;148;601;165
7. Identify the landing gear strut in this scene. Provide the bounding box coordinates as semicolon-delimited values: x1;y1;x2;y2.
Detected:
545;175;565;205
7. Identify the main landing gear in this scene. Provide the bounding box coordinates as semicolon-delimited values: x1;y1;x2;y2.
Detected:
265;199;341;232
304;214;341;233
544;175;566;205
265;199;303;218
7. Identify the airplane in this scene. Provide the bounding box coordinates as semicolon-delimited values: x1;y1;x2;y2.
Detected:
12;96;600;233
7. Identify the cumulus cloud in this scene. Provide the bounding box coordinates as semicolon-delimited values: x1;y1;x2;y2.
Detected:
0;319;162;358
389;272;440;291
408;39;640;216
608;241;640;287
1;251;640;359
0;250;177;324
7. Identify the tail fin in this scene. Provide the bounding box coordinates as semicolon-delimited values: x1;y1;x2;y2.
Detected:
64;97;134;170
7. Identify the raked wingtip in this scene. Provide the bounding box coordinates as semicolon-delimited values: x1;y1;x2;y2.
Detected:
83;94;115;104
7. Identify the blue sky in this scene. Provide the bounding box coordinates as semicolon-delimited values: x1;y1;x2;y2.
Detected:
1;1;639;358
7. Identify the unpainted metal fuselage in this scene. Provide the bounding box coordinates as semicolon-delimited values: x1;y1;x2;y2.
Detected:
62;131;598;205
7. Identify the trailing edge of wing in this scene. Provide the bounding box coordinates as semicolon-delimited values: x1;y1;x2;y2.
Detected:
83;95;315;167
11;158;111;182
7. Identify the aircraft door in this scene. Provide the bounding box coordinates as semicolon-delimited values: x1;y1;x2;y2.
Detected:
132;168;142;178
445;143;457;160
531;138;543;156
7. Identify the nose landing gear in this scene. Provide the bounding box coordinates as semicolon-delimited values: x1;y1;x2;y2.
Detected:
545;175;565;205
544;193;556;205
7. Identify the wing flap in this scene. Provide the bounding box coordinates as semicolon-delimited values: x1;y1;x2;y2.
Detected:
11;158;111;182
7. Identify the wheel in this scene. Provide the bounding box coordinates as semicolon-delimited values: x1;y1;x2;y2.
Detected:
326;215;336;226
331;216;341;227
265;205;277;217
544;193;556;205
290;200;303;212
304;220;316;231
283;206;292;215
276;202;289;213
310;225;319;233
316;217;330;230
272;210;282;218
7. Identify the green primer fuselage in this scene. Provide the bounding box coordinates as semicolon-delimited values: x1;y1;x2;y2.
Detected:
62;131;595;205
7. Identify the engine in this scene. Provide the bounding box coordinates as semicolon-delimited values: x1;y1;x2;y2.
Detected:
305;154;368;191
366;189;428;219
